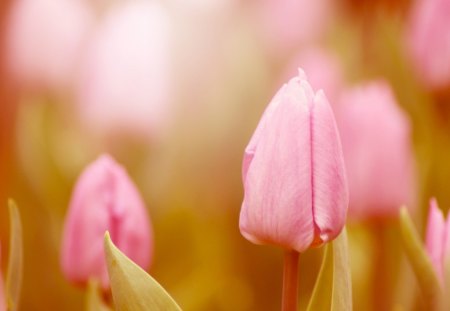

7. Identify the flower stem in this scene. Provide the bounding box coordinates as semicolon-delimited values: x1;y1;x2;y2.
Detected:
282;250;299;311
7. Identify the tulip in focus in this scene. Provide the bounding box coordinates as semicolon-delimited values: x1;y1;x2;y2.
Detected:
337;81;415;219
425;198;450;282
406;0;450;90
77;0;173;139
5;0;93;91
240;69;348;253
61;154;153;289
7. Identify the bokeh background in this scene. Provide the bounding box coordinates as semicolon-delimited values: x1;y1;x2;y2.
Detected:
0;0;449;310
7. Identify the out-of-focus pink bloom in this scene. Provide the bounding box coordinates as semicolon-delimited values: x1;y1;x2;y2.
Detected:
5;0;93;91
77;0;173;139
253;0;334;58
425;198;450;282
406;0;450;90
61;154;152;289
281;48;344;103
337;81;416;219
239;69;348;253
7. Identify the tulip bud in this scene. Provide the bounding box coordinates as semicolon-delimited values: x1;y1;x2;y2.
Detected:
425;198;450;278
406;0;450;90
61;154;153;289
239;69;348;253
336;81;416;219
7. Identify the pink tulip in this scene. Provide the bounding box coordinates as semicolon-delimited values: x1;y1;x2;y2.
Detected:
239;69;348;253
406;0;450;90
5;0;93;91
61;154;152;289
425;198;450;282
336;81;416;219
77;0;173;138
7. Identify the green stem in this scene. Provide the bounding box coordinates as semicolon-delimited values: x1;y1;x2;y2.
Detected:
282;250;299;311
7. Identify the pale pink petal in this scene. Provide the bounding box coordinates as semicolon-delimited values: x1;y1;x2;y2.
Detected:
311;91;348;244
425;198;446;280
240;79;314;252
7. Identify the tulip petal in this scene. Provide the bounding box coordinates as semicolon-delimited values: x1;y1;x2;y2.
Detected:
240;80;315;252
425;198;446;279
311;91;348;244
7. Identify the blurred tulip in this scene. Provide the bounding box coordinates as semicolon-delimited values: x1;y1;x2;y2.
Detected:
252;0;334;58
239;70;348;253
77;0;173;139
281;48;344;103
337;81;416;219
406;0;450;90
5;0;93;91
61;154;152;289
425;198;450;282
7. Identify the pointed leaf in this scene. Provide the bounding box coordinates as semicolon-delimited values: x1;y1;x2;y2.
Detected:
86;279;112;311
5;200;23;311
104;232;182;311
399;207;441;309
306;228;352;311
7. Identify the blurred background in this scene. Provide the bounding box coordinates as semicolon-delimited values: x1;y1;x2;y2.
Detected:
0;0;449;310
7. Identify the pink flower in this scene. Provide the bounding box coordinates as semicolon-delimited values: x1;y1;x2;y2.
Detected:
336;81;416;219
5;0;93;91
61;154;153;289
77;0;173;139
406;0;450;90
425;198;450;282
239;70;348;253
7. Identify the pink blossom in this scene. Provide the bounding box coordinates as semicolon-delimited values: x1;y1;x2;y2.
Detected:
337;81;416;219
239;69;348;252
425;198;450;282
77;0;173;138
5;0;93;91
406;0;450;90
61;154;152;289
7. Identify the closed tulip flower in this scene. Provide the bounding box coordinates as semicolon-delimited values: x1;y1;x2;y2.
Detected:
406;0;450;90
61;154;152;289
239;69;348;253
425;198;450;282
337;81;416;219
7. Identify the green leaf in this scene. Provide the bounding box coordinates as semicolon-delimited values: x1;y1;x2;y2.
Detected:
306;228;352;311
85;279;112;311
5;200;23;311
104;232;182;311
399;207;441;309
